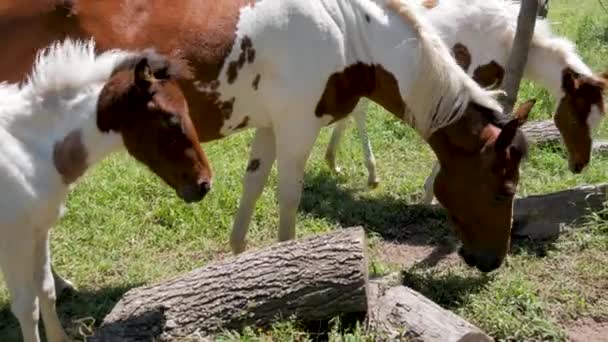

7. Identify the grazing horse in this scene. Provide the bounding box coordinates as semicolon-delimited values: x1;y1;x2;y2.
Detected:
0;0;534;274
0;39;210;342
326;0;608;190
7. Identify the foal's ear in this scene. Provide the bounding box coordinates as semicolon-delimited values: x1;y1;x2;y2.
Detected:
562;68;579;94
495;119;520;152
513;99;535;126
134;58;156;91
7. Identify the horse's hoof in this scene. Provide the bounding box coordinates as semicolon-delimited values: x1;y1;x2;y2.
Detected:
368;179;380;189
56;278;77;299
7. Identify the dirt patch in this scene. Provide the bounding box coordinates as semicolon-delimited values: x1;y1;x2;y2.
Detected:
566;317;608;342
370;239;460;270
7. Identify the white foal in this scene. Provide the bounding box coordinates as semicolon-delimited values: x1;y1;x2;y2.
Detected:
0;39;210;342
326;0;607;196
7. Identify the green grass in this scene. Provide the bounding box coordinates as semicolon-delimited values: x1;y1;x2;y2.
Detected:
2;0;608;340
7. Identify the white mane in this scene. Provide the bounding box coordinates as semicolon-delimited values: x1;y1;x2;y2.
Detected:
452;0;591;91
386;0;503;138
22;38;134;100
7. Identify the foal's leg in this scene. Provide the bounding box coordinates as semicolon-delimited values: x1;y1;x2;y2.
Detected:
325;119;349;174
35;232;68;342
230;127;276;254
421;161;440;205
1;232;41;342
352;100;379;188
275;123;321;242
52;202;75;296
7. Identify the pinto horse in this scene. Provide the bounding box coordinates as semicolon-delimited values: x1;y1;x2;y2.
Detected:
0;0;534;276
326;0;607;190
0;39;209;342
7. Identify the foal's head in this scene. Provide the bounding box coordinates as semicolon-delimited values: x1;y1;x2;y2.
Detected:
555;68;607;173
430;100;535;272
97;51;212;203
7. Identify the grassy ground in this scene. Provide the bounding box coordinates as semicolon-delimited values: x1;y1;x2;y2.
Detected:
1;0;608;340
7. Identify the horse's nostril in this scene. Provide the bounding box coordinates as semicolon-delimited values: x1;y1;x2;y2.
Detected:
198;180;211;196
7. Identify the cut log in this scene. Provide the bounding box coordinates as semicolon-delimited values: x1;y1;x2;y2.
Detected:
521;119;561;144
91;227;368;342
513;184;608;239
367;274;493;342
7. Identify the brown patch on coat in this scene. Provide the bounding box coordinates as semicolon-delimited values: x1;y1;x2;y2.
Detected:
0;0;257;144
315;63;406;123
226;35;256;84
472;61;505;89
452;43;471;72
246;158;260;172
252;73;261;90
53;129;88;184
422;0;439;9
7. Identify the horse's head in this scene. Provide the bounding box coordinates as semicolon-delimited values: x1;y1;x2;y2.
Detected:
96;51;212;203
430;99;535;272
554;68;607;173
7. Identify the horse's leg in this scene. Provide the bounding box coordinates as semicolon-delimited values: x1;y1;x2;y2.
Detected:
1;230;41;342
325;119;349;174
275;123;320;242
230;127;276;254
35;231;68;342
422;161;440;205
353;100;379;188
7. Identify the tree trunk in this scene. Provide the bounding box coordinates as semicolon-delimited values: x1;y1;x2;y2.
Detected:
367;275;493;342
513;184;608;239
91;227;368;342
501;0;539;113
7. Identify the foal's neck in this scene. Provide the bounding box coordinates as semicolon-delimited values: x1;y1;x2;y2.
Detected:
8;84;123;174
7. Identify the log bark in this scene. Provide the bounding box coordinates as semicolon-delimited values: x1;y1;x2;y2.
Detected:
501;0;539;113
367;275;493;342
513;184;608;239
521;119;561;143
92;227;368;342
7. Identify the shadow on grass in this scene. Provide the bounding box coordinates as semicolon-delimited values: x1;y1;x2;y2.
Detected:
301;170;453;245
303;169;579;264
401;270;493;310
0;284;138;342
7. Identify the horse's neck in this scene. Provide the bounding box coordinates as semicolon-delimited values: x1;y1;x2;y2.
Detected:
361;0;497;139
525;40;592;97
4;84;122;168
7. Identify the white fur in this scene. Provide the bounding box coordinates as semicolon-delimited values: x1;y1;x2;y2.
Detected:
0;38;135;342
325;0;598;192
208;0;503;253
588;104;603;131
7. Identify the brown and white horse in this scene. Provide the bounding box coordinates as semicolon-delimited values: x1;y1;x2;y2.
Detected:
0;0;534;278
0;39;209;342
326;0;607;191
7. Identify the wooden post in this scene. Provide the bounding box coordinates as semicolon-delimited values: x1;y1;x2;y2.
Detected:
501;0;539;113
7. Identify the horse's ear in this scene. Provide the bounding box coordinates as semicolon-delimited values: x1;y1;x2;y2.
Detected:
562;68;579;94
513;99;535;126
134;57;156;91
495;119;520;152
